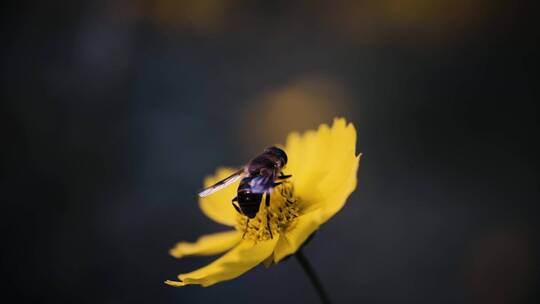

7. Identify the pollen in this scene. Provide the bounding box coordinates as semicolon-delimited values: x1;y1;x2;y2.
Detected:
235;181;300;242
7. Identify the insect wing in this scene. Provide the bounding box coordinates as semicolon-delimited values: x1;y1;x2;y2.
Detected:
198;169;245;197
247;175;272;193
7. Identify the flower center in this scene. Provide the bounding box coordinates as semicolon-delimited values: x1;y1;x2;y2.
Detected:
235;181;300;241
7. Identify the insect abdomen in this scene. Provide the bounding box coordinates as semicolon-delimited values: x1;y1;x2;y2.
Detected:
237;191;262;218
237;178;263;218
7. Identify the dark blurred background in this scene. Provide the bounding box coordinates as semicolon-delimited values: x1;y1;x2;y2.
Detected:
1;1;538;303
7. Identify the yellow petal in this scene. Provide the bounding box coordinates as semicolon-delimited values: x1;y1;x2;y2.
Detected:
319;154;361;222
198;167;240;226
273;209;323;262
262;255;274;268
169;230;241;258
284;118;359;217
165;238;278;287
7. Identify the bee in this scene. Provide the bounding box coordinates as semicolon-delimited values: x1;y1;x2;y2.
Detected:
199;146;292;238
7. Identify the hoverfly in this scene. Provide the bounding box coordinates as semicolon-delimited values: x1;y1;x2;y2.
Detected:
199;146;292;238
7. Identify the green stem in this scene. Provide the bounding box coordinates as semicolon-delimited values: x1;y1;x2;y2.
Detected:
295;249;331;304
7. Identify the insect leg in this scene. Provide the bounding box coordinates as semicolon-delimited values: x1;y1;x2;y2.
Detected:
265;192;273;239
278;173;292;180
231;200;242;214
272;182;283;187
242;218;249;239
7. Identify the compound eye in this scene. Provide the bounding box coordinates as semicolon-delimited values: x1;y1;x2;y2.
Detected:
281;152;288;165
265;146;288;166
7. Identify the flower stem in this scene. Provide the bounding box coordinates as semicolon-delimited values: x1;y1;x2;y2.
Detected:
295;250;331;304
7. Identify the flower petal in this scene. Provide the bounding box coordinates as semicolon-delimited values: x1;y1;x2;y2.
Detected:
272;209;323;262
169;230;241;258
262;255;274;268
165;238;278;287
198;167;240;226
319;154;361;222
284;118;359;217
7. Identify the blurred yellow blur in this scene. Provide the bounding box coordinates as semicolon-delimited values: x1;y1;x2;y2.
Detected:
144;0;500;42
237;76;352;154
147;0;235;33
322;0;496;41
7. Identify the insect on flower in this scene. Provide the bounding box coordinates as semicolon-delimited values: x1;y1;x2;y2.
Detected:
166;118;361;287
199;146;292;239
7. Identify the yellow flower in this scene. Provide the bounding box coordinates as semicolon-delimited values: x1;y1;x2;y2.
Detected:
165;118;361;287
